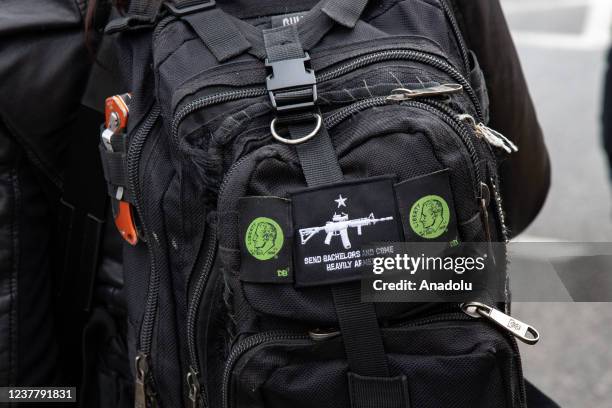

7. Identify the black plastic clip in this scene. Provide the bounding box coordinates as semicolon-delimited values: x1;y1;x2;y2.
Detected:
164;0;216;16
265;53;318;112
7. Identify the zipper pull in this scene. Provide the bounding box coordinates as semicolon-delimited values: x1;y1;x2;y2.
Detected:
309;328;341;341
462;302;540;345
135;353;150;408
386;83;463;102
186;367;201;408
458;114;518;153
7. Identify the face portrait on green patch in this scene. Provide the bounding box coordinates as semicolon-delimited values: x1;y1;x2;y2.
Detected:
245;217;284;260
409;195;450;239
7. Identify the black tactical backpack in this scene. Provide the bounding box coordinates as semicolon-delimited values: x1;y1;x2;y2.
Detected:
100;0;539;407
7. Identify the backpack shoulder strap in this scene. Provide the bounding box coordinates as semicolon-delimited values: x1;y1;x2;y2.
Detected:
321;0;368;28
174;1;252;62
105;0;164;33
165;0;370;62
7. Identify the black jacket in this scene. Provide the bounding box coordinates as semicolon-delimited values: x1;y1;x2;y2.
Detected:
0;0;94;387
0;0;550;396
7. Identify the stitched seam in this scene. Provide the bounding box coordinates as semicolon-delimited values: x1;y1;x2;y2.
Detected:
9;161;20;387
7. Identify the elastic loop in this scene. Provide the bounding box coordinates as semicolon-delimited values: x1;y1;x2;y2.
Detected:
270;114;322;145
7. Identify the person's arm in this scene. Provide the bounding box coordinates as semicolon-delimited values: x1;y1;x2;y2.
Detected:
0;0;100;386
452;0;551;237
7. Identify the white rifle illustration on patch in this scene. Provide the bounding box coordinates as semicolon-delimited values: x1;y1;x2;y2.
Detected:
298;194;394;250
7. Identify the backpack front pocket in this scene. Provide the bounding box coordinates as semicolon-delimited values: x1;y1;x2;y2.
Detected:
217;102;496;327
223;317;524;408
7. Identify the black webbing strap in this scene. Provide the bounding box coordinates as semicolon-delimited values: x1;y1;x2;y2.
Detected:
254;0;366;57
106;0;163;33
348;373;411;408
230;10;335;61
99;146;126;193
288;121;343;186
298;7;337;51
293;0;369;48
322;0;369;28
98;143;135;205
168;0;208;8
290;119;391;379
331;283;390;377
263;25;305;62
128;0;163;16
182;8;251;62
263;23;390;380
177;0;369;61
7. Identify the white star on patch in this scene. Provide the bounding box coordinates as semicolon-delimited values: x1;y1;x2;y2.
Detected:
334;194;347;208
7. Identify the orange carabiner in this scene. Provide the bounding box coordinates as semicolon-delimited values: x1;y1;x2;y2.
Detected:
115;201;139;245
104;93;139;246
105;94;131;130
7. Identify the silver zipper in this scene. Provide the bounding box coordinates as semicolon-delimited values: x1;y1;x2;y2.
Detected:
308;328;341;341
458;114;518;154
186;367;201;408
172;48;483;147
134;353;152;408
461;302;540;345
386;83;463;102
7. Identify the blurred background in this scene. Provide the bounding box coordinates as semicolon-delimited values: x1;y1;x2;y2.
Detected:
500;0;612;406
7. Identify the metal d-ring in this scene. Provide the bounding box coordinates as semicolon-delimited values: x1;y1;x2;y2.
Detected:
270;113;322;145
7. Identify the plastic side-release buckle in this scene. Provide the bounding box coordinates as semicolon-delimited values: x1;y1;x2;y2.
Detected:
265;53;317;112
103;93;139;246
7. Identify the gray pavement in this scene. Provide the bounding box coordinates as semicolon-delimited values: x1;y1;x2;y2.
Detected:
501;1;612;406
